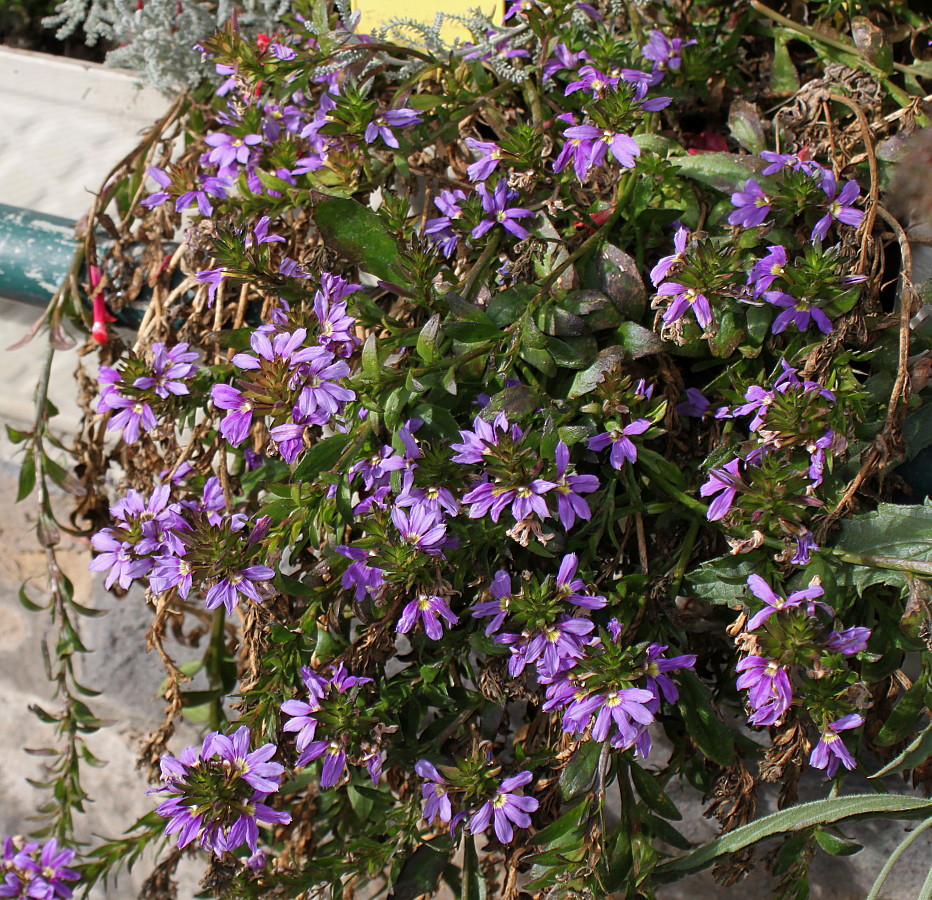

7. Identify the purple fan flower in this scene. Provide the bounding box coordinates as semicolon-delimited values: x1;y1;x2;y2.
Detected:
826;626;870;655
760;151;821;176
735;655;792;726
588;419;651;468
792;529;819;566
103;395;157;444
294;350;356;424
472;180;534;240
677;387;710;418
498;614;595;678
88;531;151;589
204;131;263;170
451;412;516;464
469;771;538;843
150;555;194;598
463;478;556;523
554;120;596;181
465;138;505;182
281;664;374;786
745;575;831;631
700;458;744;521
729;180;772;228
542;42;589;80
641;30;695;82
565;64;619;98
205;565;275;614
397;593;458;639
593;688;656;749
415;760;453;824
650;226;689;286
131;342;199;398
471;569;513;635
390;504;449;553
748;245;787;295
141;166;172;208
0;837;79;900
553;440;599;530
151;725;290;856
338;546;385;601
212;384;254;446
364;108;421;149
563;124;640;171
249;216;286;246
642;643;697;704
178;175;232;218
764;290;833;334
425;188;467;255
656;281;713;328
812;172;864;241
314;280;359;358
810;714;863;777
555;553;606;608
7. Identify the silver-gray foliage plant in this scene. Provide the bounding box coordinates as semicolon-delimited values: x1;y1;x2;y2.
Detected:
43;0;291;91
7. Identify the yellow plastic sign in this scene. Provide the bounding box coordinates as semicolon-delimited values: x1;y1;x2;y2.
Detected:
352;0;504;45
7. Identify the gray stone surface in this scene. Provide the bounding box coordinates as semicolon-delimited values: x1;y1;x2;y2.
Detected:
0;47;168;221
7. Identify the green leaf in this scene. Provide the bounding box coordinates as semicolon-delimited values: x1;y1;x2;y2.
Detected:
444;292;494;324
630;763;682;820
745;303;772;345
870;721;932;779
771;35;800;92
531;799;589;846
16;454;35;502
813;827;863;857
416;314;442;363
390;842;449;900
544;335;590;369
292;433;353;481
670;153;774;195
462;834;487;900
873;675;930;747
687;553;759;606
728;100;765;154
446;321;502;343
643;813;692;851
588;243;646;319
617;322;663;358
412;403;460;440
312;196;409;286
654;794;932;884
361;332;380;380
559;291;621;332
569;347;625;398
560;740;602;800
19;584;47;612
676;671;734;767
5;424;28;444
833;501;932;579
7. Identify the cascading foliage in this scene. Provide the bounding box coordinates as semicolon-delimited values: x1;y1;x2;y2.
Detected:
12;0;932;897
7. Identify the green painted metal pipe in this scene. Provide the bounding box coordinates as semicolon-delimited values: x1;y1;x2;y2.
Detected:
0;203;77;306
